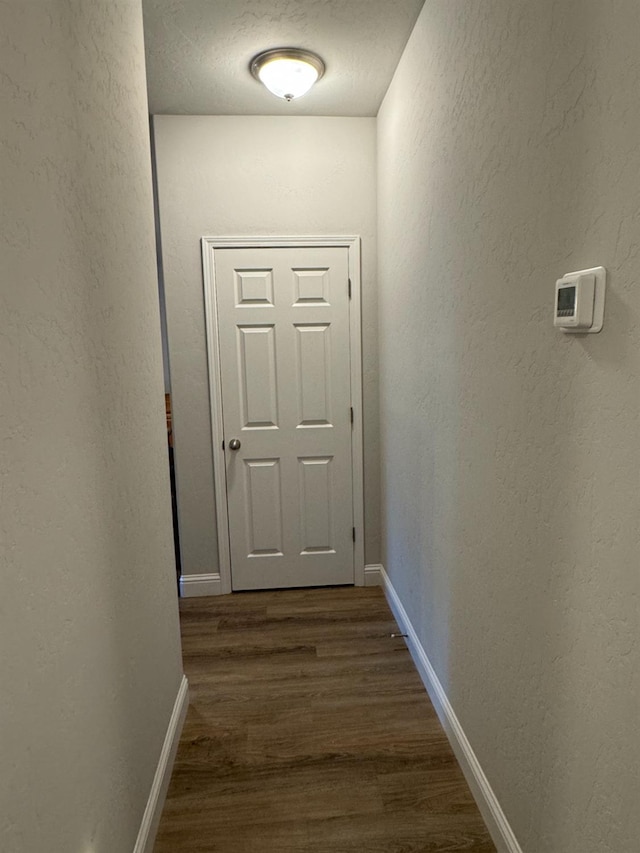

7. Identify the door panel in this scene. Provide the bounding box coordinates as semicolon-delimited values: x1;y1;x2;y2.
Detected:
237;325;279;428
298;456;335;555
243;459;283;556
214;245;353;591
235;269;274;306
293;268;330;304
295;324;332;426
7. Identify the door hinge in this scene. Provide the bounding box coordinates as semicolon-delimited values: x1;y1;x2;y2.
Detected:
222;439;225;451
352;527;356;543
350;406;354;425
348;278;352;299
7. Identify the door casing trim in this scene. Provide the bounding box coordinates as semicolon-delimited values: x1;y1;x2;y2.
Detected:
201;235;365;594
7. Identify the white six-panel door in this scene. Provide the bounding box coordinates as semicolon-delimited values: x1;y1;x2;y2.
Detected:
213;246;354;590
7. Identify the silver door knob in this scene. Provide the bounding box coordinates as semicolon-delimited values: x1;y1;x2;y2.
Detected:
228;438;241;450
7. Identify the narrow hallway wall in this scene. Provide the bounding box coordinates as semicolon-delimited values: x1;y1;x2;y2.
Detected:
0;3;183;850
377;2;640;851
153;115;379;581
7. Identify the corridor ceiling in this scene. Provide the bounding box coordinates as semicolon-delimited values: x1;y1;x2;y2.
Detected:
142;0;426;116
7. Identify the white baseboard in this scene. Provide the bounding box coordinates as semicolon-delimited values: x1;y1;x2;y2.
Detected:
133;674;189;853
181;569;379;595
379;566;523;853
179;572;223;597
364;563;383;586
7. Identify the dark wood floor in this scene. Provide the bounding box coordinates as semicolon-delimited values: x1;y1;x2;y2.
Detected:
154;586;496;853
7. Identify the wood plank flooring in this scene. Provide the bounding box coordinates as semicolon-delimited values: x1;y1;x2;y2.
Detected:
154;586;496;853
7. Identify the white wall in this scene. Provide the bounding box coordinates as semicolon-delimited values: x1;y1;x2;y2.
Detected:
0;3;183;851
153;115;379;577
377;2;639;851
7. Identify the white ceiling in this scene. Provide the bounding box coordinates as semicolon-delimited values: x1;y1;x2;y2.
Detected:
142;0;425;116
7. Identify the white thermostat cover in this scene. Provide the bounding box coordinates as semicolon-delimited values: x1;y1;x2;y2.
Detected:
557;266;606;334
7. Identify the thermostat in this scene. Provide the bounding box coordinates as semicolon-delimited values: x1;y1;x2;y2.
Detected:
554;266;606;333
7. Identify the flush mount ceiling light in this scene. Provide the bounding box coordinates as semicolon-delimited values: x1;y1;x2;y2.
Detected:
250;48;325;102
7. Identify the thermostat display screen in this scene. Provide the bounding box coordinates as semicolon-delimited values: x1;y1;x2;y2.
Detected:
557;286;576;316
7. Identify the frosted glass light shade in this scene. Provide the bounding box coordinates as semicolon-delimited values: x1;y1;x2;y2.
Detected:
259;57;318;100
250;49;325;102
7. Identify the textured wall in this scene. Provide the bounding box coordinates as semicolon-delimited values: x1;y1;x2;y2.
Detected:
0;2;183;851
377;2;639;851
153;115;380;575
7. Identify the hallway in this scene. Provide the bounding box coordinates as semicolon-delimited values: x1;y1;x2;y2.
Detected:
154;587;495;852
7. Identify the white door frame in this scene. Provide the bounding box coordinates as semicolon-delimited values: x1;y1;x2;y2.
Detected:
201;236;365;595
